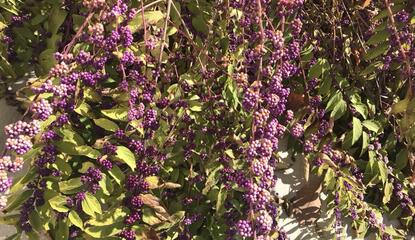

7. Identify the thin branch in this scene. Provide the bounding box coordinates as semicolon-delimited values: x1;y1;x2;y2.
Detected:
141;0;147;42
63;12;94;55
155;0;173;83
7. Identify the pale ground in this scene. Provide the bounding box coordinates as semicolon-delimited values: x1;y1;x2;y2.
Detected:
0;98;22;239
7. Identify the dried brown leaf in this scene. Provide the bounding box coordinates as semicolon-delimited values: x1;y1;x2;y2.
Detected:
160;182;181;189
362;0;371;8
140;194;170;220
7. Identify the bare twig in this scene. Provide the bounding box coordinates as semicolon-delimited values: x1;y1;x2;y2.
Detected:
155;0;173;83
249;2;265;239
141;0;147;41
63;12;94;55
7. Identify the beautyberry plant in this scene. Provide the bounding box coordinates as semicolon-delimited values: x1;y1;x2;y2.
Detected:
0;0;414;240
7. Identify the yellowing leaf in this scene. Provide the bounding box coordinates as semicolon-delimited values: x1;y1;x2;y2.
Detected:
82;193;102;217
49;195;69;213
114;146;136;171
128;11;164;33
145;176;160;189
68;211;84;230
94;118;119;132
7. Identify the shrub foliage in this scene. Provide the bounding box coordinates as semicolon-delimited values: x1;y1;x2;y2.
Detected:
0;0;414;239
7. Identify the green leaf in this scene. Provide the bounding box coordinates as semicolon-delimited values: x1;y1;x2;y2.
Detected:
114;146;136;171
360;61;383;77
391;98;410;114
69;211;84;230
49;6;67;34
395;149;408;171
39;49;57;72
189;100;203;112
75;101;95;119
85;222;124;238
353;104;368;119
94;118;119;132
364;158;379;185
128;11;164;33
224;149;235;159
55;219;69;240
0;55;16;78
31;14;48;25
54;157;72;176
79;162;96;174
373;4;405;21
362;120;381;133
330;100;347;120
192;15;209;34
300;44;314;63
82;192;102;217
26;231;40;240
352;117;363;145
75;145;100;158
29;211;43;232
216;185;227;216
324;168;336;190
378;161;388;184
361;132;369;156
108;165;125;185
326;91;342;111
363;42;389;60
87;208;127;227
383;182;393;204
223;75;240;110
343;131;354;150
101;107;129;121
99;174;113;195
56;141;79;155
49;195;70;213
0;3;19;15
58;128;85;145
202;166;222;195
353;220;368;239
3;189;34;212
84;87;102;102
366;30;390;45
59;178;83;194
56;142;100;159
308;58;329;79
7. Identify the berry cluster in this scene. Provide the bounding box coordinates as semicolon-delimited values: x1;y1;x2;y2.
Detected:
31;99;53;121
81;167;103;194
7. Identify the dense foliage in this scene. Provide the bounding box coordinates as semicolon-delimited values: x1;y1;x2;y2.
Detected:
0;0;414;239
